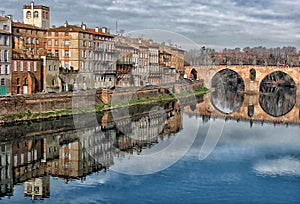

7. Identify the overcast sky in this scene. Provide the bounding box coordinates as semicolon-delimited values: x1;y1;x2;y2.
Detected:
1;0;299;50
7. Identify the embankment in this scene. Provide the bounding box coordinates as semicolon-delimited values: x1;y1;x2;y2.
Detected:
0;81;206;124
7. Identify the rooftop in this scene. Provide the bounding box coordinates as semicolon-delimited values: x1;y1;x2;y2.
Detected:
12;22;45;30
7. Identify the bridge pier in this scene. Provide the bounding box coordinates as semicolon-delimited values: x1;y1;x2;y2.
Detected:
297;83;300;96
245;80;259;94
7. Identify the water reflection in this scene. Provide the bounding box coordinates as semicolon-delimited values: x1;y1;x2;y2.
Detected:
0;101;183;200
211;68;245;114
1;94;300;202
259;71;297;117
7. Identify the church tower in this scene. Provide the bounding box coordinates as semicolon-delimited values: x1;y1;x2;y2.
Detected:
23;2;50;29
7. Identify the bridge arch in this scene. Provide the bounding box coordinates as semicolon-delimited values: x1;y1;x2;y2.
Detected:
190;68;198;80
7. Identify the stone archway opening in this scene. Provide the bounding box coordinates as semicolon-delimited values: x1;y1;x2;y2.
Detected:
259;71;296;117
210;68;245;114
190;68;197;80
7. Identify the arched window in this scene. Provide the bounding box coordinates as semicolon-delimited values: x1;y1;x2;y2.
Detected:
26;11;31;19
34;11;39;18
24;78;28;85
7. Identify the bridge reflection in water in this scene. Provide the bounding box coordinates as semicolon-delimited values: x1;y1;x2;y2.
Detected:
186;71;300;125
0;100;183;200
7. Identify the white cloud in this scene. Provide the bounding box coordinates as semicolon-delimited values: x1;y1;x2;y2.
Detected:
1;0;299;49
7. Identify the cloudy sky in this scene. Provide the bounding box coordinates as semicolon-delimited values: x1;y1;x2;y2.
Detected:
1;0;299;50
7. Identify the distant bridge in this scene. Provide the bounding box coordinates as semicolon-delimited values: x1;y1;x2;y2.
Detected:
185;65;300;95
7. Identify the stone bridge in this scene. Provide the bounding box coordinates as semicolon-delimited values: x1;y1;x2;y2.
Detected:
185;65;300;95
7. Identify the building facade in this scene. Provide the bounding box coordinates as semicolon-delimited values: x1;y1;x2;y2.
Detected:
0;16;12;96
87;27;116;89
41;55;61;93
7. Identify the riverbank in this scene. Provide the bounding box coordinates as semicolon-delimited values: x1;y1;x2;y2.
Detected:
0;82;208;125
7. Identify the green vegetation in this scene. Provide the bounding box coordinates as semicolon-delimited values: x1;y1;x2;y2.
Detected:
0;87;208;124
0;104;106;124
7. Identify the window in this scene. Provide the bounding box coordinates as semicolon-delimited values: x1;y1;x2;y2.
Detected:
17;78;20;85
48;40;52;46
1;144;5;152
48;65;51;71
14;155;17;166
48;32;52;36
55;50;59;57
27;61;31;71
55;40;58;46
21;153;24;165
64;40;70;46
26;11;31;19
55;32;58;37
65;50;69;57
0;65;5;74
2;25;8;31
6;65;9;74
28;152;31;162
0;77;5;87
34;11;39;18
65;32;69;36
33;61;37;72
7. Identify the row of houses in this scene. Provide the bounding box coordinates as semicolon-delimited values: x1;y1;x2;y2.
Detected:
114;36;184;87
0;2;185;96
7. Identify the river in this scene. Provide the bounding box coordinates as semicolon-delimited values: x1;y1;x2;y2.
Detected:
0;90;299;203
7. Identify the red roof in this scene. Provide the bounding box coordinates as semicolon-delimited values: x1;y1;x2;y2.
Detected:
12;22;44;30
86;28;114;38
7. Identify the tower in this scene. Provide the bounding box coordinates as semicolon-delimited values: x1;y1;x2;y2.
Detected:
23;2;50;29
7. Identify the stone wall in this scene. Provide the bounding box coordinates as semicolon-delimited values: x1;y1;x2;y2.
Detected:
0;81;205;121
0;90;103;116
102;81;205;104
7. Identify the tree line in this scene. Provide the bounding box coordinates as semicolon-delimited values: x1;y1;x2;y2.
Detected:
185;46;300;66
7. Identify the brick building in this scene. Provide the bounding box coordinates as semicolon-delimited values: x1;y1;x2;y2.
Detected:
11;20;47;94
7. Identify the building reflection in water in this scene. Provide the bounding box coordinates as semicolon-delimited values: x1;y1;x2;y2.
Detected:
0;100;183;200
211;68;245;114
259;71;297;117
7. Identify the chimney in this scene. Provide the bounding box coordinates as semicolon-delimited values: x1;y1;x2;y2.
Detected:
6;15;13;20
95;26;99;32
81;22;86;30
101;27;107;33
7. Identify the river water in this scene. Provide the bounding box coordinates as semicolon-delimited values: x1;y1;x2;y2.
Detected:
0;92;300;203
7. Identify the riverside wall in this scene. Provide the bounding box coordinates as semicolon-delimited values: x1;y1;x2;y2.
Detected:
0;81;205;122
